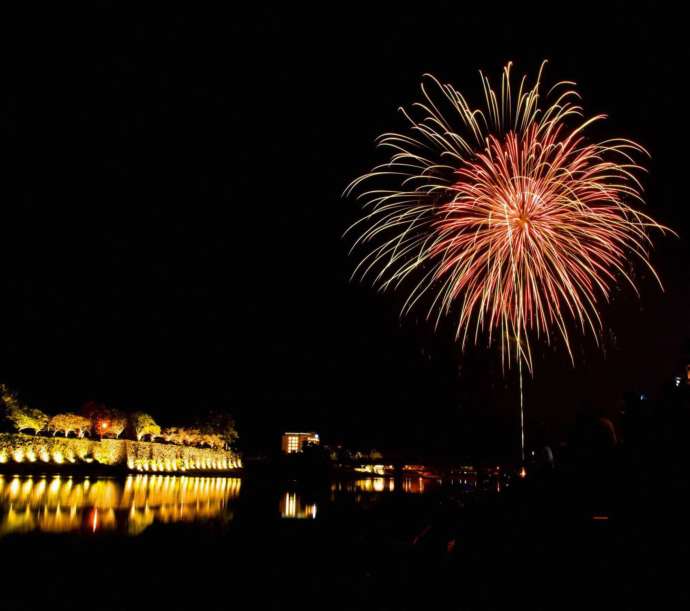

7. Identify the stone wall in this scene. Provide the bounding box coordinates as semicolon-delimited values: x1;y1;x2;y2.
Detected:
0;433;241;472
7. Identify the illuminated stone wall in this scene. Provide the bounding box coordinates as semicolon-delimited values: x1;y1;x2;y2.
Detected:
0;433;242;472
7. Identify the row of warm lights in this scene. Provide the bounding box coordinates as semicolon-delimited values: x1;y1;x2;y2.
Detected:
329;477;427;494
126;474;239;487
1;473;239;490
353;464;391;475
0;449;241;470
1;477;110;508
330;478;393;493
0;448;74;464
1;475;241;510
357;477;395;493
126;456;241;472
122;475;240;507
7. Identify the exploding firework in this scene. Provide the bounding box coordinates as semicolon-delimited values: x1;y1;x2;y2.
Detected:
346;62;668;373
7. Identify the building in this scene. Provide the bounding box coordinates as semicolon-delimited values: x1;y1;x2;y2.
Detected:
281;432;319;454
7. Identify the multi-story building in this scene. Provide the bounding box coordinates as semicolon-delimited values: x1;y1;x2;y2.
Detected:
281;432;320;454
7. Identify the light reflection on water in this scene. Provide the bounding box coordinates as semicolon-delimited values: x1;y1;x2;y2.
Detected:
2;474;465;530
330;477;431;495
279;492;317;519
280;477;437;519
0;474;241;536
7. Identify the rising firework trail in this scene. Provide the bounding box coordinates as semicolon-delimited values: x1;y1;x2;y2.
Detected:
345;62;670;462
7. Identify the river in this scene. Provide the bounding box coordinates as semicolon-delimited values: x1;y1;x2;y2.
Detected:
0;470;668;610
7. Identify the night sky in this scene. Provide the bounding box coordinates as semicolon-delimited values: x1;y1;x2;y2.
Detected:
1;3;688;460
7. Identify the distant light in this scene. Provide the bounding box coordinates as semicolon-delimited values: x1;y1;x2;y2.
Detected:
675;376;682;387
518;466;527;479
640;393;647;401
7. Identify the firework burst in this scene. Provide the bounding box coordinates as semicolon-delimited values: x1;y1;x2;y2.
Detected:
346;62;669;374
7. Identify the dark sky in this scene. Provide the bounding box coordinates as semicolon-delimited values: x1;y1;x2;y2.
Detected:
1;2;688;460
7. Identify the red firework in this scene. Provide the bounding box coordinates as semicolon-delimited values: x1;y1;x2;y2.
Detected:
346;62;670;372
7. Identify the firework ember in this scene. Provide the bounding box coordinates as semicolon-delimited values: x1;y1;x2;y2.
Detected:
346;62;669;372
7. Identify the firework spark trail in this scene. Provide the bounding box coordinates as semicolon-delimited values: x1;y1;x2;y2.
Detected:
346;62;671;460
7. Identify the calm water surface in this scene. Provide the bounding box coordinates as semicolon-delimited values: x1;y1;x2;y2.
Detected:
0;470;653;610
0;473;459;536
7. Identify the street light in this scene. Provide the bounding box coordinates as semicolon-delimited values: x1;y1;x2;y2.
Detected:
99;420;109;439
